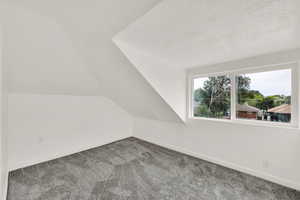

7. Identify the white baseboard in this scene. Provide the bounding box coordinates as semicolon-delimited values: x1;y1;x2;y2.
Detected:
9;135;131;171
1;170;8;200
134;136;300;191
8;135;300;192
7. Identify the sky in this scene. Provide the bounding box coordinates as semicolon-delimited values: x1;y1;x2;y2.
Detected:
194;69;291;96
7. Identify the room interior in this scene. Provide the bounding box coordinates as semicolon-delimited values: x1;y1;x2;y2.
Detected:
1;0;300;199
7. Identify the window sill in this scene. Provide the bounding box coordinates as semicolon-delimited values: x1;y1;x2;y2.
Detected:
189;117;299;130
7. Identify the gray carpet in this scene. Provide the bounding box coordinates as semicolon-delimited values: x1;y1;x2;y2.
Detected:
7;137;300;200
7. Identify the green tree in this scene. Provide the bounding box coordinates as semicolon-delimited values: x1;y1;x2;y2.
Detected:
285;96;291;104
256;95;291;110
194;75;249;118
193;75;290;117
237;75;264;107
238;89;264;107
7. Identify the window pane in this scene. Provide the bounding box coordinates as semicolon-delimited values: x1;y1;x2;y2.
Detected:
193;75;231;119
236;69;291;123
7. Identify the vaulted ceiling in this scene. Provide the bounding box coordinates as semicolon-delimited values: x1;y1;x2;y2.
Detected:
114;0;300;121
1;0;300;122
0;0;182;122
116;0;300;68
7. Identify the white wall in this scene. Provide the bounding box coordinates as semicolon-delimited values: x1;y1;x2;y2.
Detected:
2;0;300;196
0;26;8;200
8;94;133;170
133;49;300;191
0;1;180;123
1;1;179;174
134;117;300;190
0;26;3;200
113;39;186;121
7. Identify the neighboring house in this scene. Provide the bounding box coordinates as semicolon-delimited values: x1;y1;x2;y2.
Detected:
267;104;291;122
237;103;260;119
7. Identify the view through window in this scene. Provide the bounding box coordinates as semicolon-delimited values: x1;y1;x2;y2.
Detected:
236;69;291;123
193;75;231;119
192;68;292;124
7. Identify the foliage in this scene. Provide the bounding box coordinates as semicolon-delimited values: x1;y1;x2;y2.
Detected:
256;95;290;110
194;75;291;117
194;76;231;118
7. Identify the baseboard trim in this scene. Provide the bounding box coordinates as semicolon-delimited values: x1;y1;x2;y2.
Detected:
1;169;8;200
3;171;8;200
134;136;300;191
8;135;300;192
9;135;132;171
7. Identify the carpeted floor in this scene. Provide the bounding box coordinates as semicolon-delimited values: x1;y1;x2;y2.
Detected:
7;137;300;200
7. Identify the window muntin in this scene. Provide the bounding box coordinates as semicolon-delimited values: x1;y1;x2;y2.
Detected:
236;69;292;123
191;65;296;126
193;75;231;119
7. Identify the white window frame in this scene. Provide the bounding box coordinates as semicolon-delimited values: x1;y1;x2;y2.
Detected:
188;62;299;128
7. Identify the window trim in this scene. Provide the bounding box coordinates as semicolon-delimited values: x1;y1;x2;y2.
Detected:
188;62;299;128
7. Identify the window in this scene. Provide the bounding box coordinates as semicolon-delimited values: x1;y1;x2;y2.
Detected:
190;64;298;127
236;69;291;123
193;75;231;119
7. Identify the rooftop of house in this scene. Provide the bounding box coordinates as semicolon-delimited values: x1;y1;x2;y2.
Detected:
237;103;260;113
268;104;291;114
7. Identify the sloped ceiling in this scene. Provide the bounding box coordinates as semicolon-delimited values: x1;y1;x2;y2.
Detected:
115;0;300;68
0;0;182;122
2;0;300;123
114;0;300;121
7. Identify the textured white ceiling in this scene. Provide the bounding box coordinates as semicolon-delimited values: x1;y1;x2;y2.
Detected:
2;0;299;122
0;0;182;122
114;0;300;121
116;0;300;68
